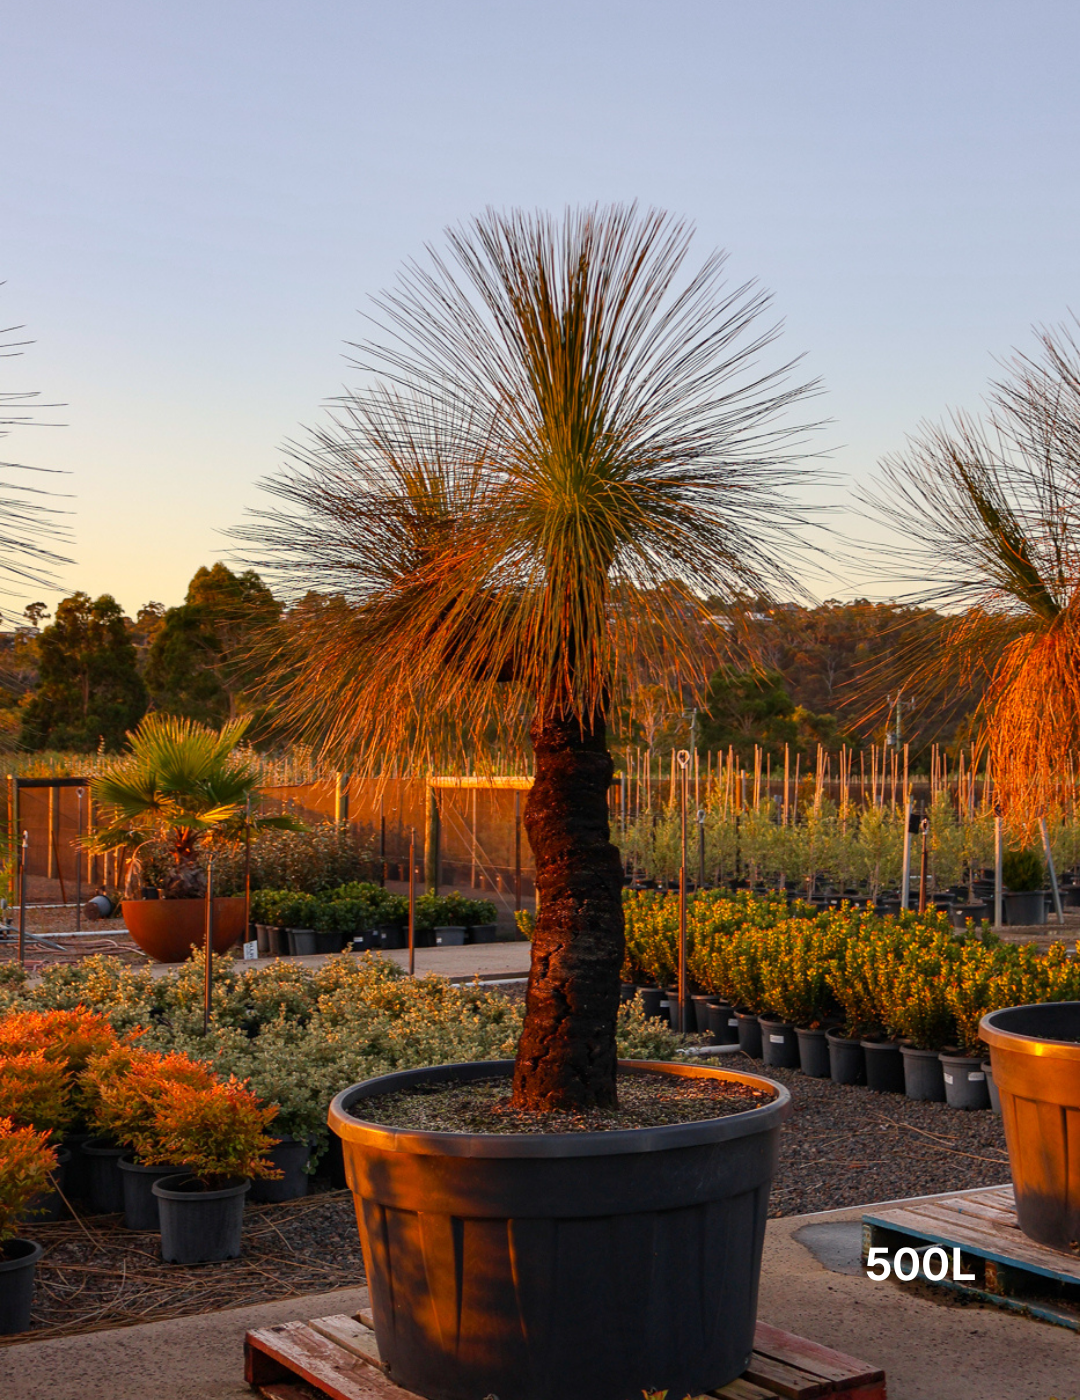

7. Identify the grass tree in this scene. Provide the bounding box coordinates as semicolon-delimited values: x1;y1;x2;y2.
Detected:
243;205;819;1109
864;320;1080;825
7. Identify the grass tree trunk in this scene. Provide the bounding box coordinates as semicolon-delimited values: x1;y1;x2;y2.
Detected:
512;710;625;1110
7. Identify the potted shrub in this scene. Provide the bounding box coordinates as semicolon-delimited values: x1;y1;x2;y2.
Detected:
0;1009;118;1208
0;1051;71;1221
251;208;814;1399
1002;848;1047;927
150;1077;281;1263
894;956;955;1102
82;1044;220;1230
86;713;297;963
0;1117;56;1335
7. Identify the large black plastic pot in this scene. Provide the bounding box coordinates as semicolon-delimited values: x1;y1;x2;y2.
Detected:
152;1175;250;1263
1004;891;1047;926
826;1030;865;1085
83;1137;126;1213
22;1146;70;1224
901;1045;946;1102
795;1027;830;1078
707;1001;739;1044
861;1039;905;1093
249;1136;312;1203
736;1010;763;1057
940;1052;990;1110
758;1017;800;1069
0;1239;42;1335
329;1059;791;1400
119;1156;187;1231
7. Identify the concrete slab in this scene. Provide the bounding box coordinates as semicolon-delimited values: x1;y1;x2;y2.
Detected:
135;942;533;982
761;1188;1079;1400
4;1186;1074;1400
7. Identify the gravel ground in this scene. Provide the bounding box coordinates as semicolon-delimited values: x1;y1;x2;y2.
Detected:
7;1186;364;1344
740;1054;1011;1217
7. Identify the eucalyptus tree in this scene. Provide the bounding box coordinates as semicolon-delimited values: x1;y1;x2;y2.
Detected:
863;321;1080;821
242;205;819;1109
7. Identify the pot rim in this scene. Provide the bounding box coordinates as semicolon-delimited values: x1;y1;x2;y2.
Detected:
0;1238;44;1272
118;1154;187;1174
82;1137;125;1156
980;1001;1080;1061
151;1174;251;1200
328;1058;791;1160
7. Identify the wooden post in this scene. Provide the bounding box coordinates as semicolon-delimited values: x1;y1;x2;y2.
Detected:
333;771;350;825
75;788;84;932
514;790;522;911
408;829;416;976
203;854;214;1034
425;786;440;895
47;784;58;879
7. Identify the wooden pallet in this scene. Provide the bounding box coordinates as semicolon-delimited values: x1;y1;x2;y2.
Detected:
244;1312;886;1400
863;1184;1080;1330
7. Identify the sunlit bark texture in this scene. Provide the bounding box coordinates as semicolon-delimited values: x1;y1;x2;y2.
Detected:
513;711;624;1108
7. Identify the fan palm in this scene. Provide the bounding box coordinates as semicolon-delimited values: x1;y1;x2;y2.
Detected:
862;320;1080;824
242;205;820;1108
88;712;293;898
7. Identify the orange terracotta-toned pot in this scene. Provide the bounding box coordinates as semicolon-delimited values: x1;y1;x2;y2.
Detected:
121;897;246;963
981;1002;1080;1255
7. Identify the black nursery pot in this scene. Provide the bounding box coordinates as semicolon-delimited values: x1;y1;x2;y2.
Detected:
329;1059;791;1400
152;1174;250;1264
639;987;666;1022
83;1137;126;1214
707;1002;740;1045
758;1017;800;1069
826;1030;866;1085
23;1145;71;1224
0;1239;43;1335
795;1027;831;1078
736;1010;763;1058
119;1156;187;1231
249;1136;312;1203
861;1038;905;1094
901;1045;946;1102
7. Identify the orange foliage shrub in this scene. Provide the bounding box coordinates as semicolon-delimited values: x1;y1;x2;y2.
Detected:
150;1078;281;1187
82;1046;217;1162
0;1052;69;1137
0;1116;57;1241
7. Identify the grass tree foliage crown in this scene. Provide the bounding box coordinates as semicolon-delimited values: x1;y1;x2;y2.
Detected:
243;205;820;1109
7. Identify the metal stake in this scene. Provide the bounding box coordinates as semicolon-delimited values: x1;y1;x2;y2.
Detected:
18;830;27;965
408;828;416;977
677;750;691;1034
203;854;214;1034
75;789;83;932
994;811;1004;931
1039;817;1064;926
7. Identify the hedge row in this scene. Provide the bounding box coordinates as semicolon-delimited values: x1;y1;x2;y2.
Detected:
622;890;1080;1054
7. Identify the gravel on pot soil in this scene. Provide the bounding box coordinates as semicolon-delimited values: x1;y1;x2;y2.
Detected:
355;1071;775;1133
735;1054;1011;1217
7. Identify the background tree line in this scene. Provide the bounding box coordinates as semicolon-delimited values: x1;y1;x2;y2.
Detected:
0;571;980;764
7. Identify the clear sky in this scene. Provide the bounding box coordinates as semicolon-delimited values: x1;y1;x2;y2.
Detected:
4;1;1079;617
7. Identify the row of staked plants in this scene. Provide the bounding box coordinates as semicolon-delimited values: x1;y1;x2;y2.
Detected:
620;794;1080;895
0;952;679;1183
249;883;498;935
622;889;1080;1054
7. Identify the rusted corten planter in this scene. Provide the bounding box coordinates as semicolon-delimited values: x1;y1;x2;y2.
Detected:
328;1058;790;1400
981;1002;1080;1254
121;897;245;963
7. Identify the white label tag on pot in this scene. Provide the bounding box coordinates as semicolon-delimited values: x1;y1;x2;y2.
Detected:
728;1018;739;1027
660;1000;670;1008
770;1034;785;1043
968;1071;985;1081
943;1073;954;1084
243;939;259;960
